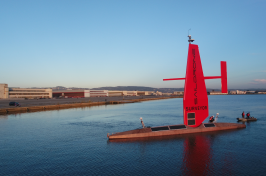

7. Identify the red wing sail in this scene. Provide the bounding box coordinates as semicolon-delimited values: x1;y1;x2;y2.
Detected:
163;40;228;128
220;61;228;93
183;44;208;127
203;61;227;93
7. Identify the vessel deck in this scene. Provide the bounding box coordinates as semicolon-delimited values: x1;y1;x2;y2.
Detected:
108;123;246;140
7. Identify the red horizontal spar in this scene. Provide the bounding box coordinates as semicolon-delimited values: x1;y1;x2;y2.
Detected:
204;76;221;79
164;76;222;81
163;78;186;81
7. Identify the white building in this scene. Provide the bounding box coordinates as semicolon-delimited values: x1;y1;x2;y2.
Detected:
209;91;228;95
173;91;184;95
236;90;246;94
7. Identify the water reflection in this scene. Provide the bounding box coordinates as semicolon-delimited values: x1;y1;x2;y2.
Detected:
108;130;241;175
181;135;213;176
0;114;8;119
107;134;185;143
110;134;214;175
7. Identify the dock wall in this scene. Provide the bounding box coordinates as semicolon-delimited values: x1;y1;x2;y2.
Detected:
0;96;181;115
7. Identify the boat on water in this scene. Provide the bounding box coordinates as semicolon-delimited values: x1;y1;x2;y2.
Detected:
237;117;257;122
108;123;245;140
107;35;246;140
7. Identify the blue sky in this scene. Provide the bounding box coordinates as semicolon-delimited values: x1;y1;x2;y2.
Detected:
0;0;265;89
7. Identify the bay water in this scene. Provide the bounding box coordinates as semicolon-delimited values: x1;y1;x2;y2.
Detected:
0;95;266;175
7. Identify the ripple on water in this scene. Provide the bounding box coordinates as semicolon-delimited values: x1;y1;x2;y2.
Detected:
0;95;266;175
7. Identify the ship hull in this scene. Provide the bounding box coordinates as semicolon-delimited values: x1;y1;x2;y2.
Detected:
237;117;257;122
108;123;246;140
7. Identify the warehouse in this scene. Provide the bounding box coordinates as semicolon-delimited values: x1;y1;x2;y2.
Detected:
0;84;52;99
53;90;108;98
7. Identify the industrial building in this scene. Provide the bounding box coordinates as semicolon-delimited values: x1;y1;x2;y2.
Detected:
0;84;9;99
0;83;166;99
52;90;164;98
0;84;52;99
173;91;184;95
53;90;108;98
108;91;123;97
209;91;228;95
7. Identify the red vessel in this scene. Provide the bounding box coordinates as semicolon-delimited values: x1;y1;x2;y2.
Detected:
108;35;245;140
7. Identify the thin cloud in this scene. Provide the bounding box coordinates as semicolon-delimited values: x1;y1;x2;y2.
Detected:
253;79;266;84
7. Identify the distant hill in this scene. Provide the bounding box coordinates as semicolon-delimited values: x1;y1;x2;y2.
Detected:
27;86;266;93
91;86;227;93
91;86;184;93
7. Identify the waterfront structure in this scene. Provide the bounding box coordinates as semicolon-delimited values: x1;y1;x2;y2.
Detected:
108;91;123;97
144;91;154;95
90;90;108;97
9;88;52;99
53;89;108;98
108;90;162;97
53;89;87;98
0;84;52;99
0;84;9;99
125;91;137;96
136;91;145;96
230;91;237;94
173;91;184;95
236;90;246;94
162;93;172;96
246;91;255;94
155;91;162;96
209;91;228;95
53;90;164;98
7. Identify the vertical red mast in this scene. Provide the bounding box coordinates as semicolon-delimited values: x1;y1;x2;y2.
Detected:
163;35;228;127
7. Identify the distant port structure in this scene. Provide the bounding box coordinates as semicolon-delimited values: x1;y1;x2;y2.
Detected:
0;84;175;99
52;90;166;98
0;83;264;100
0;84;52;99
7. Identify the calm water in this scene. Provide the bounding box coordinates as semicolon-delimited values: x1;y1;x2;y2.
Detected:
0;95;266;176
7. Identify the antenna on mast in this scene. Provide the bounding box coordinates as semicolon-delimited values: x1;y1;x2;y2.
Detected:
187;29;194;43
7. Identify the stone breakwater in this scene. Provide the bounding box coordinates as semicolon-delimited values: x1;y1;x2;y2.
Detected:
0;96;182;115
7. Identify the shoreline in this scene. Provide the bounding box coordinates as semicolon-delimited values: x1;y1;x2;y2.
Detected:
0;96;182;115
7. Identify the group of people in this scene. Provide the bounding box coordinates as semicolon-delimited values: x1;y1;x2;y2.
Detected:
242;111;251;119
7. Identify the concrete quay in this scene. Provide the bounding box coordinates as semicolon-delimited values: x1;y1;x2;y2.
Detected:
0;95;182;115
